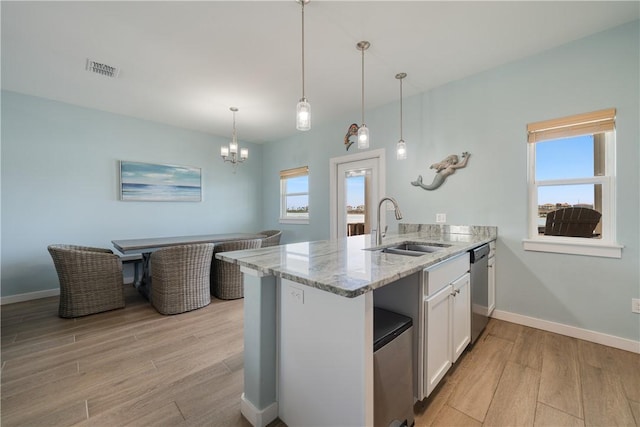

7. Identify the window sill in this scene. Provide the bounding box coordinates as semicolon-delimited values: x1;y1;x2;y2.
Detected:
522;238;623;258
279;217;309;225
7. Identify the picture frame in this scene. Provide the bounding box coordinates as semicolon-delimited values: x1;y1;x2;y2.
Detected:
119;161;202;202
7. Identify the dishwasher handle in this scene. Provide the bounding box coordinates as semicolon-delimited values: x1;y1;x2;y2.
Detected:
470;244;490;263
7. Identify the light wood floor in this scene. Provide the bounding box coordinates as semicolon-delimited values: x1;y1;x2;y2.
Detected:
414;318;640;427
1;285;638;426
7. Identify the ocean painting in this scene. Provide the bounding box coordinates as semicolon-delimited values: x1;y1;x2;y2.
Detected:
120;161;202;202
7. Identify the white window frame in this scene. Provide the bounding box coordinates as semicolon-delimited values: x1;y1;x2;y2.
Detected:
522;109;622;258
279;166;309;225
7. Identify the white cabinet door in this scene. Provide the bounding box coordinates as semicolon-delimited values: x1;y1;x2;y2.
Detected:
424;284;452;398
451;273;470;363
488;256;495;316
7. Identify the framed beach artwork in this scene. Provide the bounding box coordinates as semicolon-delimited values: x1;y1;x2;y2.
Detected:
119;161;202;202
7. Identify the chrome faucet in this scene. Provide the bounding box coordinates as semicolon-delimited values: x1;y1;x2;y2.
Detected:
376;196;403;246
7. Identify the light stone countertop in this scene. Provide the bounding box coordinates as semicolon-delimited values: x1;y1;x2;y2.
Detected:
216;225;497;298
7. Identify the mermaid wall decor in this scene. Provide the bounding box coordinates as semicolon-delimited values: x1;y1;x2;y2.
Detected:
411;152;470;191
344;123;359;151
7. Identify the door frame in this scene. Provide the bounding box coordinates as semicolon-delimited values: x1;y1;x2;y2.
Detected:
329;149;386;241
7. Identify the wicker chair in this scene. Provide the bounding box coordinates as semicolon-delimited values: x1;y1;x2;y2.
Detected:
544;207;602;237
211;239;262;300
259;230;282;247
150;243;214;315
47;244;125;318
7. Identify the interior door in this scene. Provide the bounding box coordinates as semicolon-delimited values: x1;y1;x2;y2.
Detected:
337;158;379;239
330;149;385;241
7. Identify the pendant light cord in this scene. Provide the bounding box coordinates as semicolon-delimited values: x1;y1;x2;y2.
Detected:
400;77;403;140
301;1;306;99
361;47;365;125
232;110;237;142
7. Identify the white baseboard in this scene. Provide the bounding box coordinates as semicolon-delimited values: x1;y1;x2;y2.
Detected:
1;279;136;306
0;288;60;305
491;309;640;354
240;393;278;427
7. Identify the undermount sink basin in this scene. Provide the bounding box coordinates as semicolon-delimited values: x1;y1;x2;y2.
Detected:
378;242;452;257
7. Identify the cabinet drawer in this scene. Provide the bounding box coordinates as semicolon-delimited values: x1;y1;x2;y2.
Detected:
423;252;470;296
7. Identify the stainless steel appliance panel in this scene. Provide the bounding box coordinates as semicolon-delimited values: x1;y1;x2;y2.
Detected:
470;244;490;344
374;307;414;427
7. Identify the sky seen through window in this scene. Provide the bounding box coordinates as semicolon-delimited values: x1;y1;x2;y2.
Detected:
536;135;595;205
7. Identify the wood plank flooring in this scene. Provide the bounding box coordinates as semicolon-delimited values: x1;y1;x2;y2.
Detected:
1;286;252;427
2;285;639;426
415;318;640;427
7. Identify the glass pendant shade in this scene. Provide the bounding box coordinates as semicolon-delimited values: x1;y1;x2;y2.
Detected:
229;139;238;154
396;139;407;160
296;98;311;131
357;125;369;149
240;148;249;160
221;146;229;157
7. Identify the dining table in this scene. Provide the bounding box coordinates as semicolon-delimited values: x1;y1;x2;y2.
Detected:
112;233;265;299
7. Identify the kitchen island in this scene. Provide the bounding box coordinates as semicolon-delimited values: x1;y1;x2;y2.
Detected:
217;224;496;427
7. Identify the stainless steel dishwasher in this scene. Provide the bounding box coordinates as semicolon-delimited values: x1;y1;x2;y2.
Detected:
470;244;490;344
373;307;414;427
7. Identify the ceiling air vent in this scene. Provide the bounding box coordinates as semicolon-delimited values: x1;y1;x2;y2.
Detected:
86;58;120;78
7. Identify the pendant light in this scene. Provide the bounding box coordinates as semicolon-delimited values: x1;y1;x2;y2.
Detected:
396;73;407;160
356;41;370;149
296;0;311;131
220;107;248;171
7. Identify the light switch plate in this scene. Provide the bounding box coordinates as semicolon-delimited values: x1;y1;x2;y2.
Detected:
632;298;640;314
436;213;446;223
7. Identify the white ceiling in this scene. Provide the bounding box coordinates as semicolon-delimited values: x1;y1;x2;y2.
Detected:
2;1;638;144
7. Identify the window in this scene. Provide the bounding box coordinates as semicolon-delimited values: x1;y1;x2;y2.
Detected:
280;166;309;224
523;108;622;258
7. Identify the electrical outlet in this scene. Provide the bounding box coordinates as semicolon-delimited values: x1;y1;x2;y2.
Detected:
436;213;446;223
290;287;304;304
632;298;640;314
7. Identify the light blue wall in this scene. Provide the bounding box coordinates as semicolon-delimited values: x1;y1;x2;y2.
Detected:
261;22;640;341
262;126;339;244
2;22;637;342
1;91;263;297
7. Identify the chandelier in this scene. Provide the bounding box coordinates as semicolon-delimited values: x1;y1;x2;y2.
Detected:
220;107;248;170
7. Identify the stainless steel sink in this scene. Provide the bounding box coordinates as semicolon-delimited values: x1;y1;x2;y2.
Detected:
377;242;451;257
